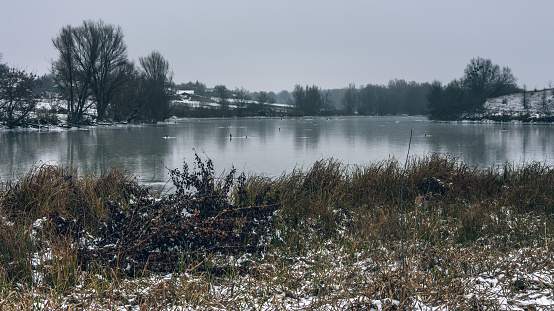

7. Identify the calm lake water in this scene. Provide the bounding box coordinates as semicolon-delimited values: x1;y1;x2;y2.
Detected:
2;116;554;189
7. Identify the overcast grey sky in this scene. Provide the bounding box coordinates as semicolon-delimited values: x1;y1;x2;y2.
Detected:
1;0;553;92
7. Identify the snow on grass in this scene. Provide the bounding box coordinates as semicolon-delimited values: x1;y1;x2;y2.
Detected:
15;241;553;310
466;88;554;121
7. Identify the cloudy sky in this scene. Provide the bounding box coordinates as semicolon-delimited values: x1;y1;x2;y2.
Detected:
1;0;553;92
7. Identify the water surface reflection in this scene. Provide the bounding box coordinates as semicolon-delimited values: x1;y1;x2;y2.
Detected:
2;116;554;187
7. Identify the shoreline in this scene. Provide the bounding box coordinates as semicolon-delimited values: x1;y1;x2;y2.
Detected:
5;113;554;134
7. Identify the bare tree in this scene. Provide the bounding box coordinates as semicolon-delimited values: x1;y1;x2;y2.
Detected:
357;85;373;115
341;83;358;115
138;51;173;121
292;85;305;112
321;89;333;112
462;57;518;110
139;51;173;86
256;91;271;108
0;68;38;127
233;87;250;116
214;85;229;109
87;20;130;121
109;62;140;122
291;84;331;114
358;84;388;115
52;25;94;124
52;20;132;123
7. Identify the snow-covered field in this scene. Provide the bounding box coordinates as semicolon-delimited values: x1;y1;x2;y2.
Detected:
11;215;554;310
464;89;554;121
20;243;554;310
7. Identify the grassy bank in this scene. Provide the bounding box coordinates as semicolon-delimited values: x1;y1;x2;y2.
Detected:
0;154;553;309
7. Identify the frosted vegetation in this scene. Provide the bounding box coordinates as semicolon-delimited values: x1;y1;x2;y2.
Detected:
0;154;553;309
464;89;554;122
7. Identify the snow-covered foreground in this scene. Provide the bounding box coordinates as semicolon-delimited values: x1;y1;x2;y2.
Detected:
17;242;554;310
2;151;553;310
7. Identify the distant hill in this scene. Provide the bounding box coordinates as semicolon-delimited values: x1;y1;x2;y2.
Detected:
462;89;554;122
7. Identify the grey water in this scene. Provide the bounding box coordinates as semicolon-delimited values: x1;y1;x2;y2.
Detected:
2;116;554;189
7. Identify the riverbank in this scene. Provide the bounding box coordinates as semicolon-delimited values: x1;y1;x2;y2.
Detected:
462;88;554;122
1;154;553;309
0;97;298;132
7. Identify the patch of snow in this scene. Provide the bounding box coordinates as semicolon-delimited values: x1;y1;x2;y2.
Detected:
466;88;554;121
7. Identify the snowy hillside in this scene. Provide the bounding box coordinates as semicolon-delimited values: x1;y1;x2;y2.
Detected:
463;89;554;122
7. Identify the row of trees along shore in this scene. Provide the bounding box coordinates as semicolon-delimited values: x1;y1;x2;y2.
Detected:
51;20;173;124
0;20;534;127
0;20;174;127
427;57;519;120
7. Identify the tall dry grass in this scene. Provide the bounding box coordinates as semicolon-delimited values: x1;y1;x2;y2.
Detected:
0;154;553;309
0;164;144;288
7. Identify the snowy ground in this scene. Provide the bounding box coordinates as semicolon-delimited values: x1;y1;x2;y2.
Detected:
3;215;551;309
464;88;554;121
22;242;554;310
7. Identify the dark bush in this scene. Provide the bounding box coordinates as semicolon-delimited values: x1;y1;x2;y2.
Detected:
78;152;279;273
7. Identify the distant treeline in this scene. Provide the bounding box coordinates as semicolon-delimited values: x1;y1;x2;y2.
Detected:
172;79;431;118
0;19;527;127
427;57;519;120
332;80;430;115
